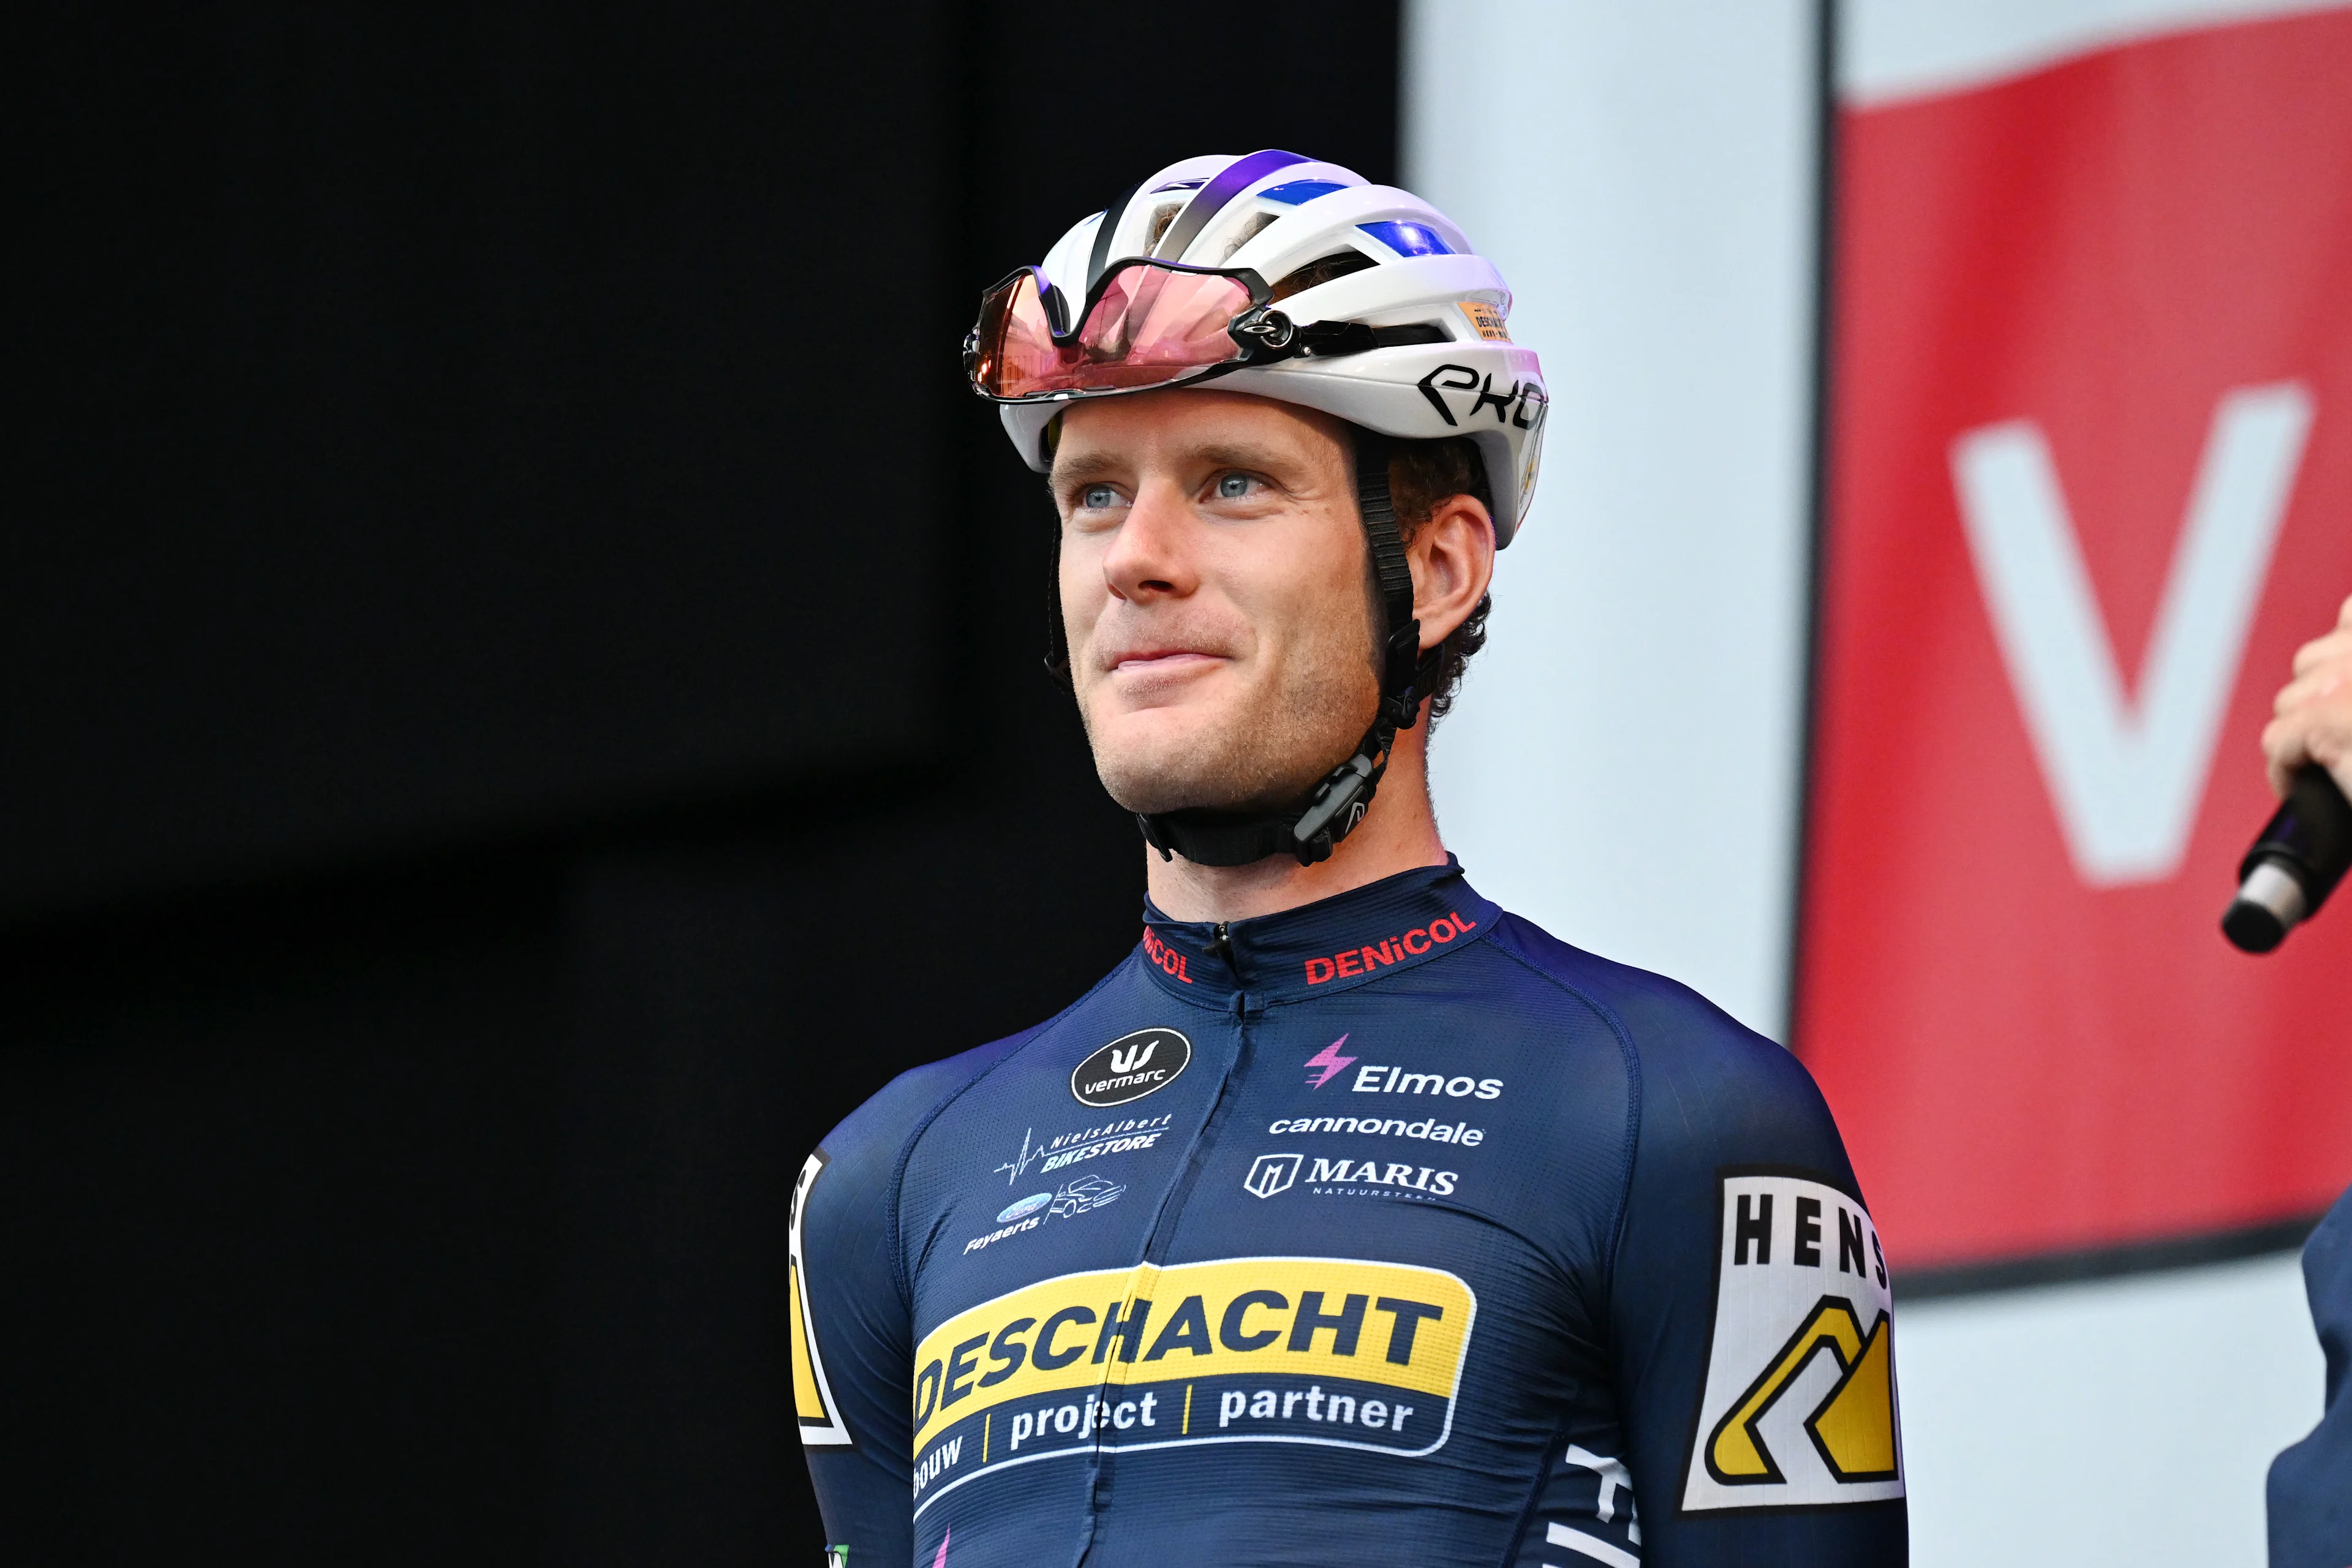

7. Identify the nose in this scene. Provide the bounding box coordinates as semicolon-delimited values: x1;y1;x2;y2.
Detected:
1099;478;1199;605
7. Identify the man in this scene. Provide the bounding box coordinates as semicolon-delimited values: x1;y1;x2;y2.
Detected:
790;152;1906;1567
2263;594;2352;1568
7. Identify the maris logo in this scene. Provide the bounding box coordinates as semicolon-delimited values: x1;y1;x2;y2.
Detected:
1246;1152;1458;1198
1071;1028;1193;1108
1417;364;1547;431
1244;1153;1302;1198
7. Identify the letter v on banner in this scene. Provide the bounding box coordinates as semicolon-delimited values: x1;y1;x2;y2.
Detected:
1950;384;2313;885
1803;9;2352;1270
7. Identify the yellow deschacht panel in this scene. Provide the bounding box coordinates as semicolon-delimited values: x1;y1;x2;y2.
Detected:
911;1256;1475;1452
1708;1300;1894;1483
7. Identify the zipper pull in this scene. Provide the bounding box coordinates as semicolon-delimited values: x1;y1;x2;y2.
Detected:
1211;922;1246;1019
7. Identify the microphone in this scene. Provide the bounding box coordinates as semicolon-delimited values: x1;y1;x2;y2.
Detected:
2222;764;2352;953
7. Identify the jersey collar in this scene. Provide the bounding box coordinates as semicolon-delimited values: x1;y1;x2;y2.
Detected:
1137;856;1499;1005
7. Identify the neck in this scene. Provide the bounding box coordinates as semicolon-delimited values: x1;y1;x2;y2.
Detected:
1143;712;1448;922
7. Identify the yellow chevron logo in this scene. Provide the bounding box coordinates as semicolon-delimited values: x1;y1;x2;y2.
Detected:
790;1151;851;1446
790;1257;827;1420
1705;1295;1898;1486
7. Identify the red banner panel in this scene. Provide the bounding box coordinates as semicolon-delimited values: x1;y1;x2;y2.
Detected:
1801;9;2352;1272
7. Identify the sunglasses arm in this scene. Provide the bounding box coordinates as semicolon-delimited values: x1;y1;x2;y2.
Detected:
1226;308;1449;364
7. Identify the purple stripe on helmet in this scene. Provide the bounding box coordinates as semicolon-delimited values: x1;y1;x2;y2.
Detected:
1152;149;1311;262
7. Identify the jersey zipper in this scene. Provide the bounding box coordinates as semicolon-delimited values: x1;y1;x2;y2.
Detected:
1079;970;1254;1554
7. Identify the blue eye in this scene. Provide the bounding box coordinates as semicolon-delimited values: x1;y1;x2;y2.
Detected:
1081;483;1121;510
1216;473;1255;500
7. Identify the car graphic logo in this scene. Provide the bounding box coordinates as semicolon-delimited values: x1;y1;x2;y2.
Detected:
1244;1153;1301;1199
1049;1174;1125;1217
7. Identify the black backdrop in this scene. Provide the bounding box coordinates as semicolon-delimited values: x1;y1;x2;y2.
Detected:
4;4;1398;1561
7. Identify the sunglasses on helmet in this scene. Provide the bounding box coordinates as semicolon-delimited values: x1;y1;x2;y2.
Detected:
964;257;1442;404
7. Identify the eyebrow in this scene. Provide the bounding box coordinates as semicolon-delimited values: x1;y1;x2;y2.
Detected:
1049;449;1128;488
1050;438;1305;489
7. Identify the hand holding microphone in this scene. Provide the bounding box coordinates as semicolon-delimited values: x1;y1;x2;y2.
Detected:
2224;593;2352;952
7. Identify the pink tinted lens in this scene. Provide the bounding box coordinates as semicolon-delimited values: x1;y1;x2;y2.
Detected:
970;271;1069;398
1073;266;1254;384
981;264;1251;398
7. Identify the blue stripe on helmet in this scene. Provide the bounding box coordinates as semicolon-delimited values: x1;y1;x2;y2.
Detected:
1358;220;1454;257
1258;179;1348;206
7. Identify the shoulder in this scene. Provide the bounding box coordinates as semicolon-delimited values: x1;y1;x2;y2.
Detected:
1480;910;1847;1178
799;1022;1054;1316
818;1025;1042;1182
816;944;1145;1190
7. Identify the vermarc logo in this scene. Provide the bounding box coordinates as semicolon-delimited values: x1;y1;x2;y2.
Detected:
1071;1028;1193;1109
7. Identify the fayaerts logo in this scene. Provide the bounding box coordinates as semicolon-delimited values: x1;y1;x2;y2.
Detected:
1071;1028;1191;1108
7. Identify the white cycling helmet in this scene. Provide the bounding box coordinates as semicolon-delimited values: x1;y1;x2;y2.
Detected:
968;149;1547;546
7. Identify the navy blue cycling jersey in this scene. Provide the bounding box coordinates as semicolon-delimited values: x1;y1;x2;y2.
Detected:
792;860;1906;1567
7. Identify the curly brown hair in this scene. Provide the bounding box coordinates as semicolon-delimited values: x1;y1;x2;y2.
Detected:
1380;435;1494;728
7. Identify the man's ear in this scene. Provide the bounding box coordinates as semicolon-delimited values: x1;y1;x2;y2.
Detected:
1408;493;1498;649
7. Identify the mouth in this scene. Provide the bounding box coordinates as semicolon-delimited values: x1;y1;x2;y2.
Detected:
1109;649;1224;676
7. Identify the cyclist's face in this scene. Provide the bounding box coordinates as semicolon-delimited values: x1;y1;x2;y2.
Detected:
1052;390;1382;818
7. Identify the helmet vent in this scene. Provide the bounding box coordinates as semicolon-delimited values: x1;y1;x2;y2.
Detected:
1217;211;1279;263
1145;202;1183;254
1270;249;1375;303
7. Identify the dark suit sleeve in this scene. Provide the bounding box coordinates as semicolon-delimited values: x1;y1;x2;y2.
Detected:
2267;1181;2352;1568
1605;987;1909;1566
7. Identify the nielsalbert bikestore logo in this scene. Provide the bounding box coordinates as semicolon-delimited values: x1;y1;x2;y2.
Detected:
1071;1028;1192;1109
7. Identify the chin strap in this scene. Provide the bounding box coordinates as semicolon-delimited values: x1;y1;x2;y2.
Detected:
1134;429;1444;868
